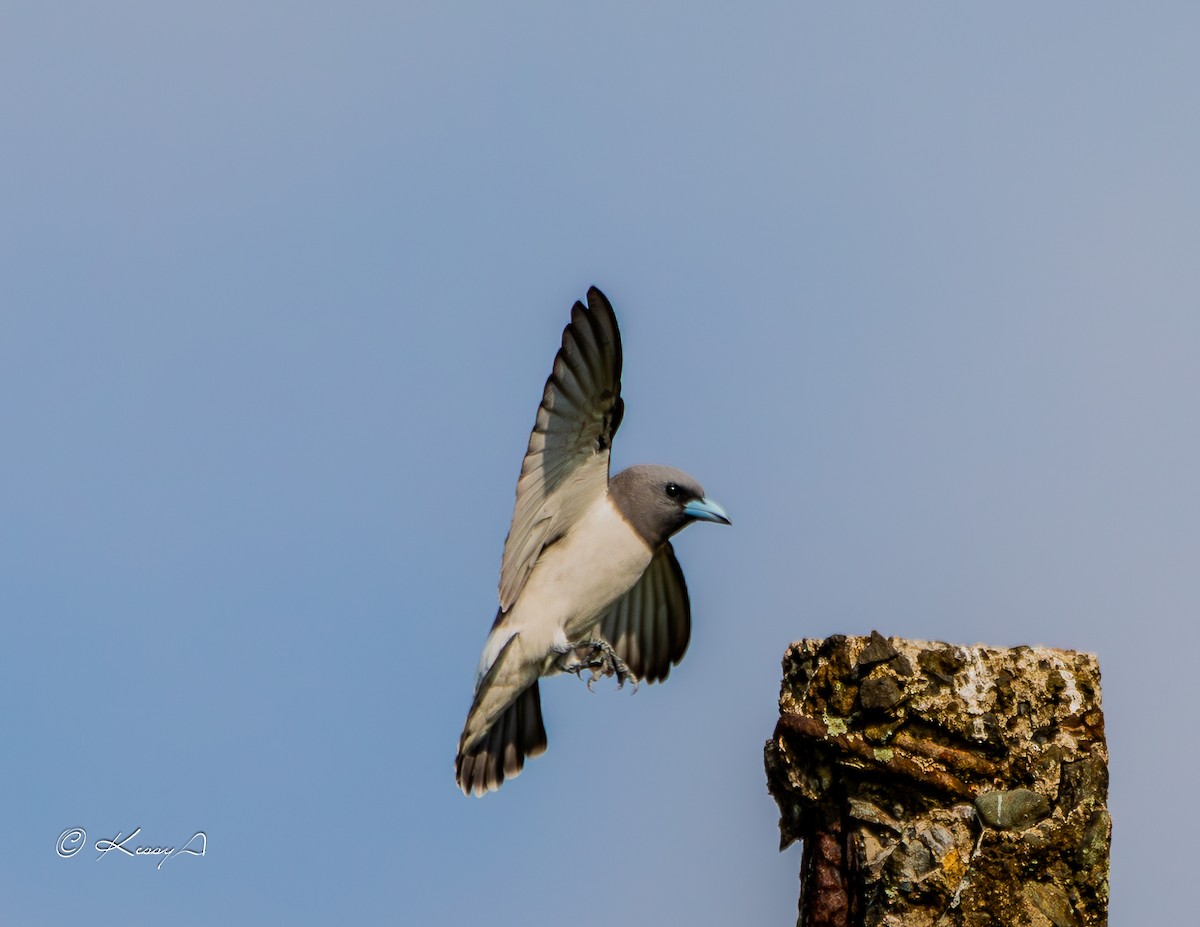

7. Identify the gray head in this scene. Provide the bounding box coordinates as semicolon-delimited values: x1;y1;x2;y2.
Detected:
609;464;732;548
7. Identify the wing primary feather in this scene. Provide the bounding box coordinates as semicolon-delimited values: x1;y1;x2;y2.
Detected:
498;288;625;613
668;543;692;668
643;562;658;679
586;287;622;372
657;562;673;680
596;541;693;685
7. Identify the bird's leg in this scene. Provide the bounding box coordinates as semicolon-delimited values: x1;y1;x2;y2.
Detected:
555;639;639;692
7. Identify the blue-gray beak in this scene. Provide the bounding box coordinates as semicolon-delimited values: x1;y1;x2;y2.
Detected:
683;497;732;526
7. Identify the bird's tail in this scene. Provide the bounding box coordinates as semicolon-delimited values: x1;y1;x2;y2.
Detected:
456;678;547;797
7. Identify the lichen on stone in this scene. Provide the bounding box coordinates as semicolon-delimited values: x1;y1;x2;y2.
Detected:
765;634;1109;927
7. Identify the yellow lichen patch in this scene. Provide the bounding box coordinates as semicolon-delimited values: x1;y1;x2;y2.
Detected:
941;848;966;885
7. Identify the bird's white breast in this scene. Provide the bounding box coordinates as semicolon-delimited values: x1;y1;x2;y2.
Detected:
480;494;653;677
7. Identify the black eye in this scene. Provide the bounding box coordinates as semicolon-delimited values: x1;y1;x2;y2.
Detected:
665;483;680;498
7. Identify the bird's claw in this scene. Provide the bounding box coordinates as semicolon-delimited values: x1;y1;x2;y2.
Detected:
559;639;639;693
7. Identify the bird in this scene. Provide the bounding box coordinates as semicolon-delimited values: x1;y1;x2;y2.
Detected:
455;286;731;797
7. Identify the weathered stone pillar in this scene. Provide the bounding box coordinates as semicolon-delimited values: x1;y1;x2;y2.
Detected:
765;633;1109;927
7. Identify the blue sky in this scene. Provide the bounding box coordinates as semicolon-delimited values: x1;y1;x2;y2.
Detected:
3;3;1196;923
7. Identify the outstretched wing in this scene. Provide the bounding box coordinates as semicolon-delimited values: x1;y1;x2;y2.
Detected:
498;287;624;611
598;542;691;684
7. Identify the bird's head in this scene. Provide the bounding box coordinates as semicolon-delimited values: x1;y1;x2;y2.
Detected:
610;465;731;548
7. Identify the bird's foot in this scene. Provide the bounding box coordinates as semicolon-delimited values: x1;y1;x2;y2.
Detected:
557;639;639;692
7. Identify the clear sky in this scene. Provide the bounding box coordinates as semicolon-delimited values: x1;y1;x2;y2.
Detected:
3;3;1196;923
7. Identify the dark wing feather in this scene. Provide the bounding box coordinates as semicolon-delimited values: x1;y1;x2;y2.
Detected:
498;287;623;611
598;542;691;684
